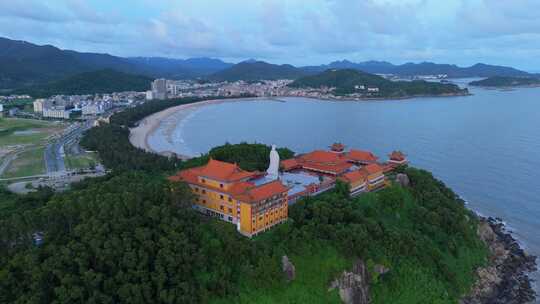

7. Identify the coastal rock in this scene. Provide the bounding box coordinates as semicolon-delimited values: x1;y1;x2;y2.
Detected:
328;259;371;304
461;218;537;304
477;221;509;263
477;221;496;244
465;266;501;302
396;173;410;187
282;255;296;282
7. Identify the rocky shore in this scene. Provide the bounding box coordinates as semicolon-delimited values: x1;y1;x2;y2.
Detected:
461;217;537;304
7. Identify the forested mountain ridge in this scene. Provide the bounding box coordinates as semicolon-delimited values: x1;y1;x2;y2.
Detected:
129;57;233;78
0;37;231;89
208;61;308;81
1;36;534;90
0;37;139;89
14;69;152;98
303;60;533;78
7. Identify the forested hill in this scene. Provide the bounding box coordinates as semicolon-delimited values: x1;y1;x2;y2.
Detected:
0;37;231;89
208;61;307;81
0;151;488;303
289;69;469;97
14;69;152;98
469;76;540;87
0;95;489;303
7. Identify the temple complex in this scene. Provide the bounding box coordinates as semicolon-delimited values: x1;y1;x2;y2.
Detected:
169;159;288;237
169;143;408;236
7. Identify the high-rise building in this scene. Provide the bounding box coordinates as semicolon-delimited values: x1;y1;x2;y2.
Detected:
151;79;167;100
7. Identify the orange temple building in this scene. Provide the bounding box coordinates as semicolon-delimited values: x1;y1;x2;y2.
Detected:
170;144;406;236
388;151;408;166
281;143;392;196
169;159;289;237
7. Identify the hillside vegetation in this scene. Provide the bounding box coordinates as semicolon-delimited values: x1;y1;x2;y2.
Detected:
290;69;469;97
0;37;231;89
0;154;487;304
14;69;152;98
0;96;487;303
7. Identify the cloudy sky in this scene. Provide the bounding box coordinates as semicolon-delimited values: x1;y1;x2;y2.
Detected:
1;0;539;70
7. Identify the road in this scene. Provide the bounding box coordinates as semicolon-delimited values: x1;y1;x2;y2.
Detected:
44;120;93;176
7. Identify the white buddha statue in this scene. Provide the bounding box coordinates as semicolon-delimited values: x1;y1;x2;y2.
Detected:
266;144;280;180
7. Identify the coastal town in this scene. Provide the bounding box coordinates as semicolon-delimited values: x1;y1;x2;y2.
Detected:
169;143;407;237
0;71;453;121
145;78;357;101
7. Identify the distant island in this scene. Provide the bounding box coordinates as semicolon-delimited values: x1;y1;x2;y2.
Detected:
288;69;469;99
469;76;540;88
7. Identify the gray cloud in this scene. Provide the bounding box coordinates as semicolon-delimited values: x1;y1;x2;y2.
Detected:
0;0;539;69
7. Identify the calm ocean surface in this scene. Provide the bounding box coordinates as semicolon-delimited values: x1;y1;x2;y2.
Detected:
150;80;540;290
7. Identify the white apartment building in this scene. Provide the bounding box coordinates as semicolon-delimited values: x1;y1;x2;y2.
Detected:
81;101;112;115
43;107;70;119
33;99;46;112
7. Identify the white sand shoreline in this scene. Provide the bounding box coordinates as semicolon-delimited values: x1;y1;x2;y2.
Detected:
129;94;431;158
128;97;267;159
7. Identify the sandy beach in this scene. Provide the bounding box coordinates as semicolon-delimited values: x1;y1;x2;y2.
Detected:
129;98;259;159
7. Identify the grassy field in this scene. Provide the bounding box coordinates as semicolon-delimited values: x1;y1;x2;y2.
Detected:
210;246;350;304
65;153;98;170
0;118;62;147
0;118;64;178
2;147;45;178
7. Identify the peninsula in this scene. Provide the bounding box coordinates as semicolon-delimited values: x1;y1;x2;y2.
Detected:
288;69;470;99
469;76;540;88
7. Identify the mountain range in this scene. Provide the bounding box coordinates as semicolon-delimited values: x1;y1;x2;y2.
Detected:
0;37;536;90
304;60;533;78
0;37;232;90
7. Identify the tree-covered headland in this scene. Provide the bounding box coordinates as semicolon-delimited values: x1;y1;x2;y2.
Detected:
290;69;469;98
0;96;488;303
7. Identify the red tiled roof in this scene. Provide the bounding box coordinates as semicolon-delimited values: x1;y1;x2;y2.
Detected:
364;163;384;175
197;159;256;182
228;181;255;195
281;158;300;170
389;151;406;161
347;150;379;162
301;150;346;164
302;162;352;175
339;169;368;184
237;180;288;203
169;168;198;183
169;159;288;204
